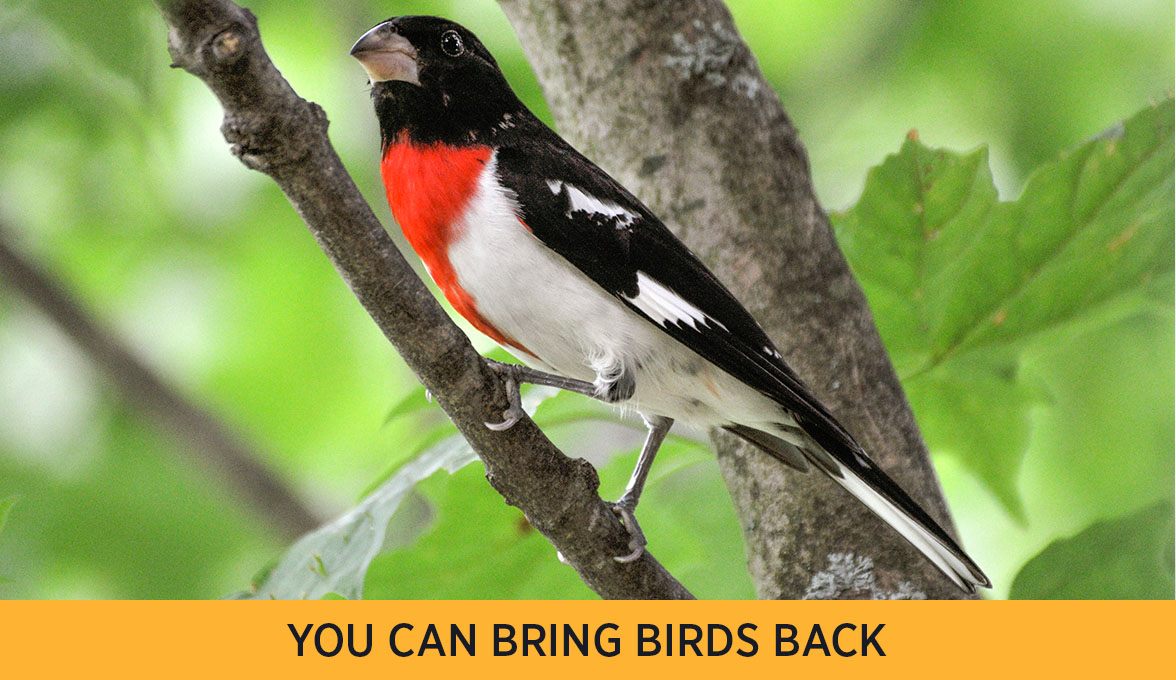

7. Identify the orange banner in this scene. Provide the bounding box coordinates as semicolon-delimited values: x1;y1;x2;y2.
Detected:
0;600;1171;677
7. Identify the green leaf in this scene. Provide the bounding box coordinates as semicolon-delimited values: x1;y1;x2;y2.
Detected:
833;100;1174;516
381;348;519;426
903;354;1045;521
365;383;563;498
1009;501;1175;599
363;463;591;599
251;380;578;598
364;436;753;599
243;436;477;600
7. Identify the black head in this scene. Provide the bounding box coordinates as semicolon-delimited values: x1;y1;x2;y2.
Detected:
351;16;524;147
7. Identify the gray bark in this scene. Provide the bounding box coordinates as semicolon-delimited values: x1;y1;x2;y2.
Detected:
152;0;693;599
499;0;976;599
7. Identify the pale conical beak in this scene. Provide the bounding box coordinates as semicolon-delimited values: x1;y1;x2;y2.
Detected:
350;22;420;85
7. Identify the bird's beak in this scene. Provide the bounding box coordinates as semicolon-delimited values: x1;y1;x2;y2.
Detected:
350;22;420;85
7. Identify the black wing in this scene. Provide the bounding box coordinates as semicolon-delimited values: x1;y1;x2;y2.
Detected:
494;125;846;440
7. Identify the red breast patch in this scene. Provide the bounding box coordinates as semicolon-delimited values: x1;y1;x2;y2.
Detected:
381;140;532;355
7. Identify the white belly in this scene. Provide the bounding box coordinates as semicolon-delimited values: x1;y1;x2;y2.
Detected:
445;151;784;429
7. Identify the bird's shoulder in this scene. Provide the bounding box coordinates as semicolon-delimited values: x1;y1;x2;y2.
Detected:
490;127;641;295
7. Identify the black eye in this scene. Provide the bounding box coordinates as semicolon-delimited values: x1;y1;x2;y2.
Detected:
440;30;464;57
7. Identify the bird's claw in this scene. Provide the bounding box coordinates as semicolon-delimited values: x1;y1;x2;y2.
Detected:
611;503;647;563
484;359;525;431
484;403;521;431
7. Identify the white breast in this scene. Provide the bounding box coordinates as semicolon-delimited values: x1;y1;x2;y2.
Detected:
445;151;784;430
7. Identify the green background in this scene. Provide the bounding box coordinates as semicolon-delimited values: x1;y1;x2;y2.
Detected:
0;0;1171;599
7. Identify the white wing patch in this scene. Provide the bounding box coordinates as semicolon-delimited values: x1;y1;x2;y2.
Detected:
627;271;728;331
546;179;637;228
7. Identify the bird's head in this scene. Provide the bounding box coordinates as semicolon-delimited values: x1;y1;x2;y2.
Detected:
351;16;522;147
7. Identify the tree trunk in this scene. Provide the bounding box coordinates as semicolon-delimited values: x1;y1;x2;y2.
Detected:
499;0;976;599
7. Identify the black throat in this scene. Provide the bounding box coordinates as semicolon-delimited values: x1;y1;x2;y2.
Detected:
372;78;526;149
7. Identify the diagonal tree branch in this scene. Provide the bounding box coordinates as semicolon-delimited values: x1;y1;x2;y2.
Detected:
151;0;692;599
0;223;322;540
499;0;977;599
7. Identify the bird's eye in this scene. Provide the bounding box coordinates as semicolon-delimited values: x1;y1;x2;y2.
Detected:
440;30;464;57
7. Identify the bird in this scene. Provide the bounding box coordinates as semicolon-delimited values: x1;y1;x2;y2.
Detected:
350;15;990;593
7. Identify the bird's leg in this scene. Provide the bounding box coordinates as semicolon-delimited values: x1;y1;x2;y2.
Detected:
483;357;663;563
482;358;601;430
612;415;673;563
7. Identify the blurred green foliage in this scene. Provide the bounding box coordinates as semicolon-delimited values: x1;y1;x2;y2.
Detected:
834;101;1174;598
1009;501;1175;599
0;0;1171;599
833;101;1174;521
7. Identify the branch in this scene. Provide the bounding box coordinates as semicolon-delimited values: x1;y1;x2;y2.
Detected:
499;0;977;599
0;223;322;540
151;0;693;599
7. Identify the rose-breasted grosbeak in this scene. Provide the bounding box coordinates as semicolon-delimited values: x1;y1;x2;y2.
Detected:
351;15;990;592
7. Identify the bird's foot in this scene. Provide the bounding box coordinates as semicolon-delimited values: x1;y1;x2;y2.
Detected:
610;499;647;563
483;359;525;431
